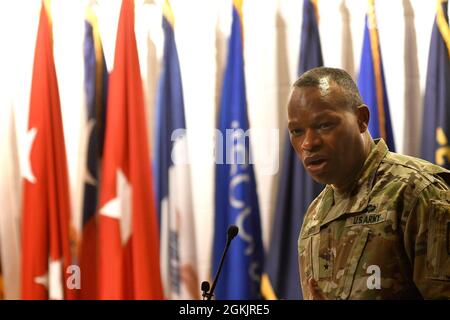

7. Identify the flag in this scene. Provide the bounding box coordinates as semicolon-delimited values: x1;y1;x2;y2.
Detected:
0;276;3;299
403;0;421;157
77;3;109;299
155;0;199;300
0;104;21;300
420;0;450;168
21;1;76;300
262;0;324;300
340;0;355;75
357;0;395;151
97;0;164;299
213;0;264;300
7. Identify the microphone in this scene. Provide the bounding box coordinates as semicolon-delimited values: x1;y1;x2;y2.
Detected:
227;225;239;242
202;225;239;300
201;281;210;300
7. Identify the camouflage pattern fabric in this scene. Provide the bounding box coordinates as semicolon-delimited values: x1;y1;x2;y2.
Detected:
298;139;450;299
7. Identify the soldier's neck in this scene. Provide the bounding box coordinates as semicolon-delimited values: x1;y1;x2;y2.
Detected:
332;133;374;195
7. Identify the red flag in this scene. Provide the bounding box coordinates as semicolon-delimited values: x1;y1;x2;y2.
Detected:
21;1;77;300
98;0;164;299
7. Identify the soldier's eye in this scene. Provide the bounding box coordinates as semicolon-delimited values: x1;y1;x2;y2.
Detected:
319;122;334;130
290;128;304;136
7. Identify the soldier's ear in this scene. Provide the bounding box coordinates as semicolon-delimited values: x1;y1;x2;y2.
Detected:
356;105;369;133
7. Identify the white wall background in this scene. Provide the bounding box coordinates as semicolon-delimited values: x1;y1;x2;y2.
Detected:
0;0;445;287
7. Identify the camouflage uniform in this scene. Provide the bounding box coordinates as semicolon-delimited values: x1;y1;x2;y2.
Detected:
298;139;450;299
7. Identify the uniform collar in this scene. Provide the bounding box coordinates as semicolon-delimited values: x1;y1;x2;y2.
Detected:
318;139;389;226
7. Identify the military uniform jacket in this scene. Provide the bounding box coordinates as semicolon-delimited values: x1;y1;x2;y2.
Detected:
298;139;450;299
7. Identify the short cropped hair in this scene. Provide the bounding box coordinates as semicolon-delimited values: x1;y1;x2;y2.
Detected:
293;67;364;111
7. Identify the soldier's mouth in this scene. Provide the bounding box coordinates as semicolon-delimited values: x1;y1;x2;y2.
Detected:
305;159;328;174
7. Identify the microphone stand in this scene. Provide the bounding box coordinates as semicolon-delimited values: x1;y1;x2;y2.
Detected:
202;225;238;300
205;238;231;300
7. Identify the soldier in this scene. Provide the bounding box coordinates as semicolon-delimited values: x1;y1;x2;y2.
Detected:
288;67;450;299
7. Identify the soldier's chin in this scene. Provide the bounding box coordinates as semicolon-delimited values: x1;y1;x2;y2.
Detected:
309;173;329;186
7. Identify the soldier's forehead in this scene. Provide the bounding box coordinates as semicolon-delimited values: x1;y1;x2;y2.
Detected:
318;77;331;94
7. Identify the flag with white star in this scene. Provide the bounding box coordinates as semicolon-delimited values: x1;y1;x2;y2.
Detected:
97;0;163;299
21;0;76;300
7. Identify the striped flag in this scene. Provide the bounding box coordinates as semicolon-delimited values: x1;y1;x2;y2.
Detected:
357;0;395;151
21;1;76;300
213;0;264;300
155;0;199;300
420;0;450;168
97;0;163;299
262;0;324;300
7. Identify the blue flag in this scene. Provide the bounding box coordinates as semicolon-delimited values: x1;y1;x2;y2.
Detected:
79;7;108;299
82;9;108;229
420;0;450;168
155;1;198;299
357;4;395;151
155;8;184;225
262;0;323;300
213;0;264;300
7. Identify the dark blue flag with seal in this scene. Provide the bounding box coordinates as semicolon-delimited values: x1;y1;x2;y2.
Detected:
420;0;450;168
213;0;264;300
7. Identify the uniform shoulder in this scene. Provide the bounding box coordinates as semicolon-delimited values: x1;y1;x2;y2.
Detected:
383;151;450;188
